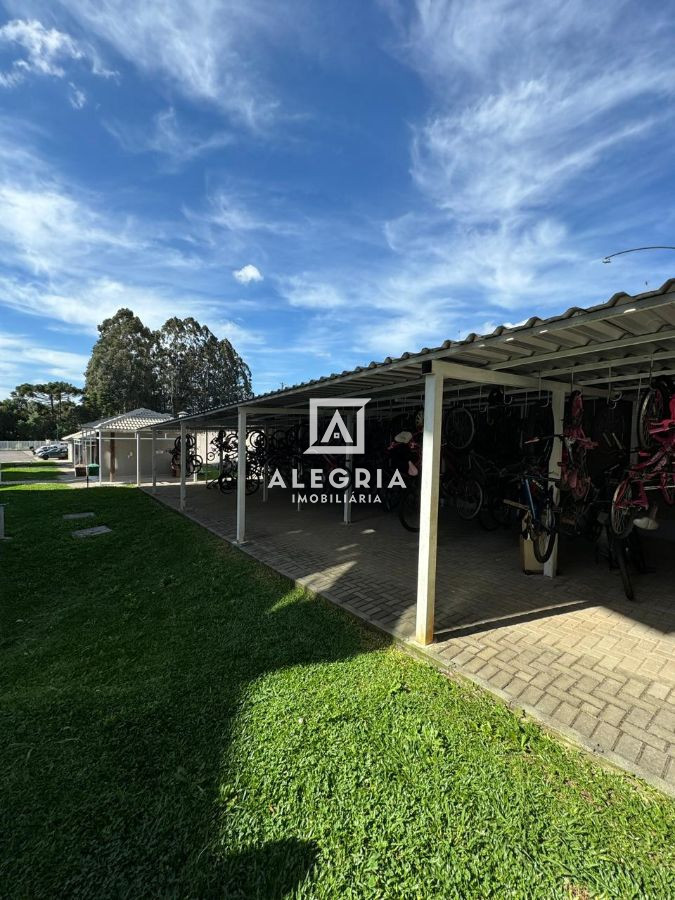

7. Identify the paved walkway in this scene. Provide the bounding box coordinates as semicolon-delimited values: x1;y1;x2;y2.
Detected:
0;450;35;464
143;482;675;796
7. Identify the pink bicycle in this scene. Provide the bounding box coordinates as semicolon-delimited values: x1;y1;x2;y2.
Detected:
610;396;675;537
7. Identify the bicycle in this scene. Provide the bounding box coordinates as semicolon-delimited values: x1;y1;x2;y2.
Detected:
610;412;675;537
500;465;559;564
638;376;675;451
397;440;483;533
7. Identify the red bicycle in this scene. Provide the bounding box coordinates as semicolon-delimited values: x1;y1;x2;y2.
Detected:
524;391;598;500
610;400;675;537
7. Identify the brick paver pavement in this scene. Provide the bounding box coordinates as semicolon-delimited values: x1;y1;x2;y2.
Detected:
143;482;675;796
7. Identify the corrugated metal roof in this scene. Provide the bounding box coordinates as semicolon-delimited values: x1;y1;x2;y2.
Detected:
147;279;675;428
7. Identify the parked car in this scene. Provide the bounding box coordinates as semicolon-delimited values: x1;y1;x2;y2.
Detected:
36;445;68;460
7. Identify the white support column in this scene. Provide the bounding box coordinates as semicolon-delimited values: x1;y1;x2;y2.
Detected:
98;430;103;485
193;431;199;483
415;370;444;646
262;425;269;502
204;430;209;488
136;431;141;486
544;390;566;578
236;407;247;543
179;420;187;512
151;429;157;492
343;413;354;525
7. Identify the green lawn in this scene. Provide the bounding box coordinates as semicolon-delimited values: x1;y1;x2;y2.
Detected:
0;460;65;481
1;484;674;898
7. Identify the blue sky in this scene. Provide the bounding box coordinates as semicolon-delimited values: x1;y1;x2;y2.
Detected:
1;0;675;400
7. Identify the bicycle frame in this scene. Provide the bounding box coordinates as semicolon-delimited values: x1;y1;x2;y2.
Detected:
614;427;675;511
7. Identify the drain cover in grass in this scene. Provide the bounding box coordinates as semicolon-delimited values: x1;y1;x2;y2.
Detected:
63;512;95;520
72;525;112;538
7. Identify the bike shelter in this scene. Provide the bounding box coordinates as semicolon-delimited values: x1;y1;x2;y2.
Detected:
142;280;675;648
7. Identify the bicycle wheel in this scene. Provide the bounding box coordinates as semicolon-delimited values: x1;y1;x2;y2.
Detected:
661;471;675;505
610;480;634;538
445;407;475;451
531;498;558;563
614;538;635;601
638;384;667;450
399;488;420;532
455;477;483;520
478;492;501;531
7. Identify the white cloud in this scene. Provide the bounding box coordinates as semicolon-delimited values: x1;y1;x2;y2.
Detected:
280;274;346;309
105;107;232;166
0;330;89;386
374;0;675;320
233;264;263;284
0;19;82;84
54;0;288;127
0;275;228;334
68;82;86;109
0;18;112;91
197;190;298;236
0;183;140;275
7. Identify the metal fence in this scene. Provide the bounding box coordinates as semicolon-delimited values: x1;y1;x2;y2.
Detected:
0;440;48;450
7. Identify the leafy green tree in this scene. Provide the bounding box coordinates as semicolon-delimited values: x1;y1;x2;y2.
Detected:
84;309;158;416
10;382;84;439
156;317;252;415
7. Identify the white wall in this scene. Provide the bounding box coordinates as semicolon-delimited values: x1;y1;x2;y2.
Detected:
101;433;177;481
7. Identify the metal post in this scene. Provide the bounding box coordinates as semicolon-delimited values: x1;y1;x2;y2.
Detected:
415;370;444;646
204;430;208;488
179;420;187;512
98;430;103;485
135;431;141;486
343;413;354;525
544;390;566;578
236;407;247;543
262;425;269;503
0;504;6;539
151;429;157;492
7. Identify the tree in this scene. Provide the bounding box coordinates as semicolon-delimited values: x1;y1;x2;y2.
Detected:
0;382;87;440
84;309;158;416
11;382;84;439
156;317;252;415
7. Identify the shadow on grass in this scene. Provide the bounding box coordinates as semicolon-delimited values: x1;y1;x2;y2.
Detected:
0;485;386;897
219;838;318;899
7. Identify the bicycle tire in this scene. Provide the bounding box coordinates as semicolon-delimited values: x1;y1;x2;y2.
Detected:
445;407;475;451
399;488;420;532
610;533;635;601
531;498;558;564
478;493;501;531
610;480;634;538
661;471;675;505
637;382;669;450
455;477;483;520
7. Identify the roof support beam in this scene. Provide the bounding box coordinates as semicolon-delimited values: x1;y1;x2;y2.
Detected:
429;360;569;392
491;328;675;370
541;348;675;379
239;405;309;416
